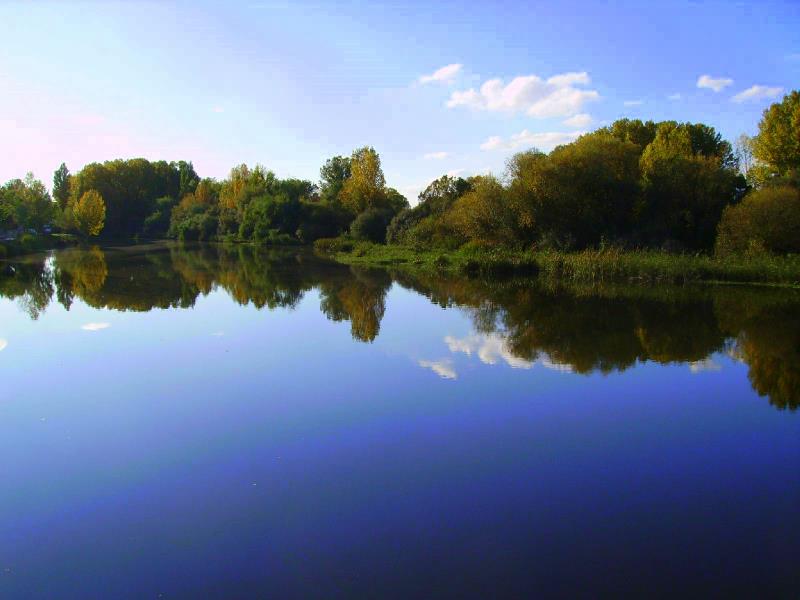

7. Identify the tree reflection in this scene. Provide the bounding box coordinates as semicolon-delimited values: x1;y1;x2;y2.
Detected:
0;243;798;409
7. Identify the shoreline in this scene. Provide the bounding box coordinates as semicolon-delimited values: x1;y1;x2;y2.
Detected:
315;239;800;288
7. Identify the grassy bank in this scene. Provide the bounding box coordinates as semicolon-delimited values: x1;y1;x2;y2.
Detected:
314;238;800;287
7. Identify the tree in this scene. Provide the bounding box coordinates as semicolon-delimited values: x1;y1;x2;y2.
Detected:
175;161;199;199
715;185;800;255
71;190;106;238
350;208;395;243
506;134;641;248
602;118;658;150
735;134;754;177
340;147;386;214
639;123;738;249
752;90;800;177
70;159;183;235
0;173;54;232
448;176;516;245
53;163;71;209
319;156;351;204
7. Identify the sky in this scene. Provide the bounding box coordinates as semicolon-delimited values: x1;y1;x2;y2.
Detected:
1;0;798;202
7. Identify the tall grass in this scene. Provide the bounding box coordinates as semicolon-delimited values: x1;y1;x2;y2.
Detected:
316;239;800;287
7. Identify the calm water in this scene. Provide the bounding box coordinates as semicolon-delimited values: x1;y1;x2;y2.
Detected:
1;243;798;598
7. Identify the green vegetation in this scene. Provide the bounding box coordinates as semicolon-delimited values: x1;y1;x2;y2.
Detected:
318;241;800;286
2;90;798;290
318;90;800;286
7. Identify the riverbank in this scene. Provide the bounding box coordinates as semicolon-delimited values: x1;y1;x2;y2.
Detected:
314;239;800;287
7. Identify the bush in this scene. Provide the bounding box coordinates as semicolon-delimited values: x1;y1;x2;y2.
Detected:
142;196;177;237
313;237;354;254
716;185;800;256
173;212;217;241
350;208;394;243
296;202;353;243
239;194;301;241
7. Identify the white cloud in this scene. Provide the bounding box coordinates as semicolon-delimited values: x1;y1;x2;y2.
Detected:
563;113;592;128
447;71;599;118
81;322;110;331
623;99;643;106
418;359;457;379
732;85;783;103
446;168;465;177
480;129;581;152
0;339;7;352
419;63;463;84
668;93;682;101
697;74;733;92
423;151;449;160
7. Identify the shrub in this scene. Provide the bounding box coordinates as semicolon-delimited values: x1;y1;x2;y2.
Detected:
313;237;354;254
296;202;353;243
716;185;800;256
350;208;394;243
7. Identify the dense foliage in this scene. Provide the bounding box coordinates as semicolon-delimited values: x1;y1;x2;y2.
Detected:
1;90;798;256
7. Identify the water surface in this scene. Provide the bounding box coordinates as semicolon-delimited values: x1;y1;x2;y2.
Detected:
1;243;798;597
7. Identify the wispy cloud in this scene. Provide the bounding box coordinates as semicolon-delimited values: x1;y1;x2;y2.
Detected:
623;99;643;106
563;113;592;128
419;63;463;84
480;129;581;152
697;74;733;92
667;93;682;101
212;106;225;113
447;71;599;118
418;359;457;379
0;339;7;352
732;85;783;103
81;322;110;331
423;151;449;160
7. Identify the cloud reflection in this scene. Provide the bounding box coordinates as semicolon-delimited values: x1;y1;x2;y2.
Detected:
689;358;722;374
445;333;534;369
81;322;110;331
418;359;457;380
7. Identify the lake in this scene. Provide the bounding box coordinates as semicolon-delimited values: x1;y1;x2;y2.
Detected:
1;242;798;597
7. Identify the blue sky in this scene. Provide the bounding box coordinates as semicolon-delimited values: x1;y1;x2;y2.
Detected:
1;1;798;201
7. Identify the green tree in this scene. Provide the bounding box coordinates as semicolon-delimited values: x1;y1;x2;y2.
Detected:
639;123;738;249
715;185;800;255
319;156;351;204
752;90;800;177
53;163;71;209
71;190;106;238
0;173;54;232
506;134;641;248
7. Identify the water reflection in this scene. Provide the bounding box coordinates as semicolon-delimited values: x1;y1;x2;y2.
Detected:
1;243;799;410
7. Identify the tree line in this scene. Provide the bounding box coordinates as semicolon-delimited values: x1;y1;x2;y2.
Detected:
1;90;797;255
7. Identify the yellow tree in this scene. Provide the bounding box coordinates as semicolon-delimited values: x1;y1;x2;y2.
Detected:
71;190;106;237
340;147;386;214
